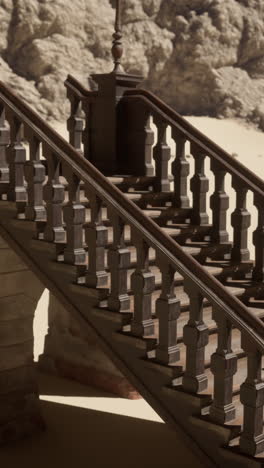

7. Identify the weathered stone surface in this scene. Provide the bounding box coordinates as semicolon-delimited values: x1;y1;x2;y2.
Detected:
0;0;263;126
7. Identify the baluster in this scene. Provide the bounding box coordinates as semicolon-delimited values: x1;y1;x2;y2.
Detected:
0;104;9;187
190;143;209;225
210;160;229;244
130;233;155;336
5;111;27;215
155;255;180;364
209;309;237;423
85;190;108;288
252;194;264;283
62;165;86;265
231;178;250;262
107;209;130;312
23;128;46;221
66;91;83;152
82;99;91;160
153;115;171;192
171;130;190;208
240;338;264;455
183;280;208;392
43;145;65;242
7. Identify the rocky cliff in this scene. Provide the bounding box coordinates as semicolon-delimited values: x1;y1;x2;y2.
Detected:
1;0;264;127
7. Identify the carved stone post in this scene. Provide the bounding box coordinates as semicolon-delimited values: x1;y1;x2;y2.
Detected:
24;127;46;221
0;104;9;189
130;232;155;337
171;130;190;209
153;115;171;192
209;309;237;423
66;90;83;152
107;209;131;312
62;165;86;265
182;280;208;393
252;194;264;283
210;160;229;244
85;190;108;288
240;338;264;456
155;255;180;364
43;145;65;243
190;143;209;225
231;177;250;262
5;110;27;216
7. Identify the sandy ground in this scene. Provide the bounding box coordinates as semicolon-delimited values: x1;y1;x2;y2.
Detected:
20;116;264;468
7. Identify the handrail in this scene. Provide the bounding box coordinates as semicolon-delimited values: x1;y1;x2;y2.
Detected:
1;80;264;353
65;75;98;100
124;88;264;199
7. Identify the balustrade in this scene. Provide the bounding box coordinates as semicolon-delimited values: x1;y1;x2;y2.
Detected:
66;88;83;152
85;190;108;288
24;127;46;221
190;143;209;226
209;309;237;423
231;177;251;263
0;104;9;188
171;129;190;209
62;166;86;265
5;110;27;216
252;194;264;283
210;160;229;244
182;280;208;393
107;209;131;312
152;115;171;193
130;233;155;337
240;338;264;455
155;255;180;365
42;145;65;243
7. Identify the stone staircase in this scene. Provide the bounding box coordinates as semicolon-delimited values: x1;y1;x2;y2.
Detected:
1;72;264;468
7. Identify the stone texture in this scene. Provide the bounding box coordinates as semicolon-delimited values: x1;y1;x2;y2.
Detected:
38;294;141;399
0;234;45;443
0;0;263;127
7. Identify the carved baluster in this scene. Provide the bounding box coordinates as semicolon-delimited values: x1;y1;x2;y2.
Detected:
82;99;91;160
66;91;83;152
43;146;65;242
182;280;208;392
155;256;180;364
239;338;264;456
171;130;190;208
153;115;171;192
5;111;27;215
0;104;9;188
130;233;155;336
85;190;108;288
23;128;46;221
107;209;130;312
190;143;209;225
209;310;237;423
62;166;86;265
145;116;155;177
252;194;264;283
231;178;250;262
210;160;229;244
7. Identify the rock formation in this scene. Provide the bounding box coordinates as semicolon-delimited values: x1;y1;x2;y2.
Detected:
1;0;264;127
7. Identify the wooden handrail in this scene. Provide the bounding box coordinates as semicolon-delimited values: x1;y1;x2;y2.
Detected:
65;75;98;100
124;88;264;198
0;80;264;353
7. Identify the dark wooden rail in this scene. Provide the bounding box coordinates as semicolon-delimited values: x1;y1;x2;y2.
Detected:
1;78;264;457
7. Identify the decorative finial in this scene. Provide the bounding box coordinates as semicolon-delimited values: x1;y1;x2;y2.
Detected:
112;0;124;73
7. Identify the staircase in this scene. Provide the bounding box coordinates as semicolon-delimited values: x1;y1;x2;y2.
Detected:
1;70;264;468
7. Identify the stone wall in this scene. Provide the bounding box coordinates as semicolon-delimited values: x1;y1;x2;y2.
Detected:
0;0;264;128
0;233;45;443
38;294;141;399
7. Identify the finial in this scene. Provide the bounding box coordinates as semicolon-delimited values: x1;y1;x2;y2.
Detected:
112;0;124;73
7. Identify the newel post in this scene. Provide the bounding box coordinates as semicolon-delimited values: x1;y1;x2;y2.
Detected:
87;0;148;176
